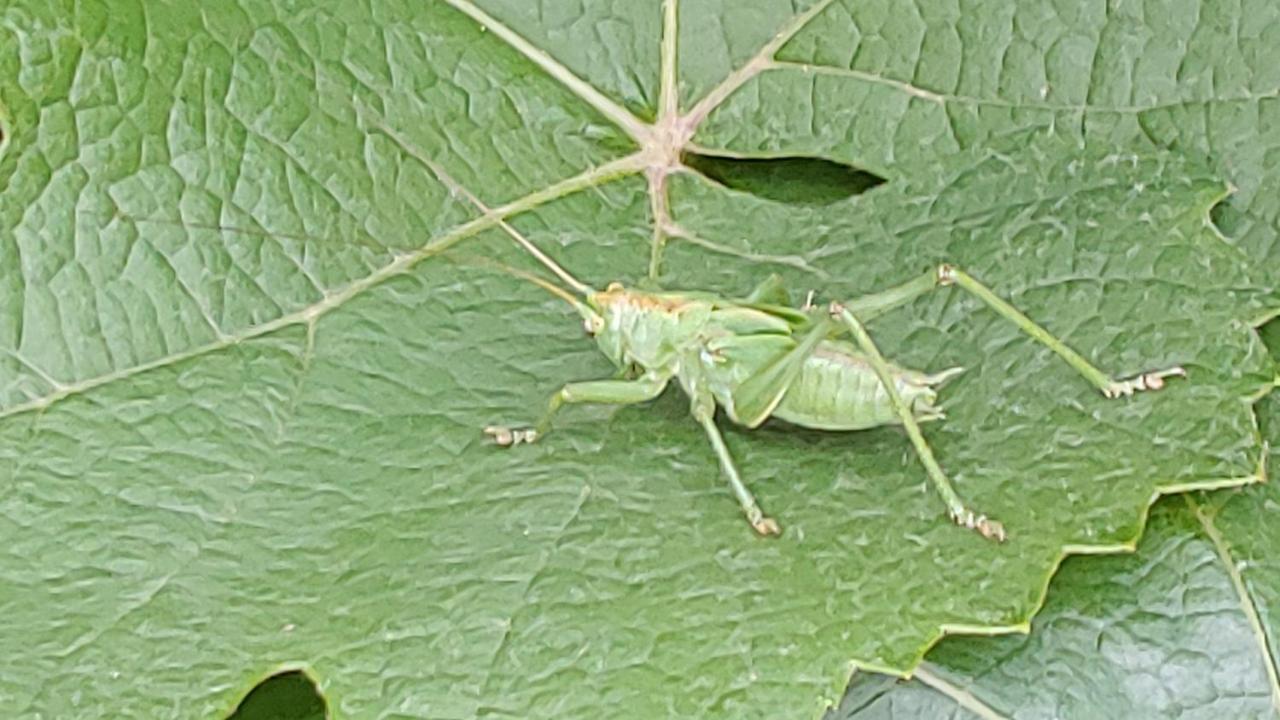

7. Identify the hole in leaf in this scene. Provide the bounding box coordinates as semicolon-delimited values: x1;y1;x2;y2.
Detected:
228;671;328;720
1260;316;1280;359
1209;197;1242;238
683;152;886;205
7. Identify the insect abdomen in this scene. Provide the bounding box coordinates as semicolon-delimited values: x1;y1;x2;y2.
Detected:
771;341;950;431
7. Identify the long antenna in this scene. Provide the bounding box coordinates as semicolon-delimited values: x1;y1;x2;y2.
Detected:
449;254;595;317
356;106;597;297
358;105;600;297
495;218;594;297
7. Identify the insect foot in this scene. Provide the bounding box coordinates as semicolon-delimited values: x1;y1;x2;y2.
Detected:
743;501;782;536
752;516;782;537
483;426;539;447
1101;366;1187;398
950;508;1007;543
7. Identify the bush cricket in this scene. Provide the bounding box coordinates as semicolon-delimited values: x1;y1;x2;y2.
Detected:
482;239;1185;542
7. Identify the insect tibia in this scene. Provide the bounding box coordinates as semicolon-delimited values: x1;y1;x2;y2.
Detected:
1101;366;1187;398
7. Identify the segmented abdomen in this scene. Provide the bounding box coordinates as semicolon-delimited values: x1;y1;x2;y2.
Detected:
772;341;936;431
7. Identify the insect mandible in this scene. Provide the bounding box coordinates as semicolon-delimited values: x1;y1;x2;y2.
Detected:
481;236;1185;542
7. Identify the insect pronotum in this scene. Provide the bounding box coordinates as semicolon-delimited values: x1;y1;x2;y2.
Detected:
481;237;1185;542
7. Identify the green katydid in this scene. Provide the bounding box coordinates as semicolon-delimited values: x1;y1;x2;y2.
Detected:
482;242;1185;542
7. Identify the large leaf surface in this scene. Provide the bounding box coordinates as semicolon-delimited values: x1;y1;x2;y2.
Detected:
830;495;1280;719
700;0;1280;286
1;1;1277;718
832;343;1280;719
818;1;1280;714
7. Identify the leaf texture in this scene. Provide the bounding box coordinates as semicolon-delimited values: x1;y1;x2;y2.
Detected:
0;1;1276;718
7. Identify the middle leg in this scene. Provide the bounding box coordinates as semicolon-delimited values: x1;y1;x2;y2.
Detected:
694;409;782;537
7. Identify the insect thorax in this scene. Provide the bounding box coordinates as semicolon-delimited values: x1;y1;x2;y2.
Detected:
590;286;713;372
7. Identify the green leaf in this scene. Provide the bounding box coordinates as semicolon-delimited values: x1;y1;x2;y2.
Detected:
832;317;1277;720
830;492;1280;719
831;380;1280;719
1;2;1276;719
804;1;1280;714
699;0;1280;288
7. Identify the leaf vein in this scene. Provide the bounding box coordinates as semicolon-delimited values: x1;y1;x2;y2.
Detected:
1187;495;1280;712
438;0;652;145
770;60;1280;114
682;0;837;133
0;154;646;420
913;663;1010;720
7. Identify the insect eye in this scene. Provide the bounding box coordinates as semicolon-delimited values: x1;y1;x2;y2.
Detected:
583;316;603;336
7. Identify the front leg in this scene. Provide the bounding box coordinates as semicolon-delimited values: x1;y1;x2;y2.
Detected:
484;374;669;447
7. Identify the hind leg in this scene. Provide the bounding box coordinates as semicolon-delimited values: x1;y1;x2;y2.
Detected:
830;301;1006;542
